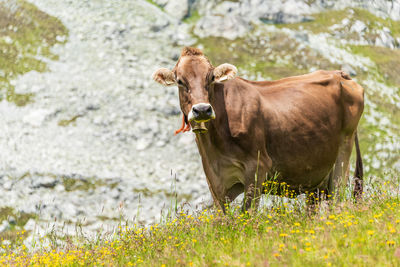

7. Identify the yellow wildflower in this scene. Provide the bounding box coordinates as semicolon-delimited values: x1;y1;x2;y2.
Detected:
387;240;395;246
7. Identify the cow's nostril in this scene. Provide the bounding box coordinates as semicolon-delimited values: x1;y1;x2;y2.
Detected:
190;103;214;121
192;107;199;116
206;105;213;116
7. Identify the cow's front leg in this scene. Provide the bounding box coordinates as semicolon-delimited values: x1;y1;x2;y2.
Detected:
204;178;226;212
203;173;239;213
243;183;258;212
242;173;266;212
242;154;270;212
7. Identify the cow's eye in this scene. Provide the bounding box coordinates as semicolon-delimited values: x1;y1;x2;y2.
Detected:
177;79;188;91
207;72;215;84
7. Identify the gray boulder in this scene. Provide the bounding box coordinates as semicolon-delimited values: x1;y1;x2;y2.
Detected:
0;221;10;233
375;28;396;49
164;0;190;21
350;20;367;34
259;11;313;24
194;14;252;40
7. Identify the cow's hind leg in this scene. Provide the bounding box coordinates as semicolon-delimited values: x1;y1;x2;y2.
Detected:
326;168;335;200
332;132;355;199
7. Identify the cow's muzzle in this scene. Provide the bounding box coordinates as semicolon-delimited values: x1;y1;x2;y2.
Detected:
188;103;215;123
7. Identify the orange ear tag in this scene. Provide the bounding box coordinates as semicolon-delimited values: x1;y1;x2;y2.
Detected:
174;114;191;135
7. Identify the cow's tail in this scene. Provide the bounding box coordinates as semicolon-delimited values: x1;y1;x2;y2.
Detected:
353;131;363;200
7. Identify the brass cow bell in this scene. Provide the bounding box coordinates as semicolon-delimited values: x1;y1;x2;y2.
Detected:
192;121;208;134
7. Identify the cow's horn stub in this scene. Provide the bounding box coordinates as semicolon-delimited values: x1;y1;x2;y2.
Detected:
192;122;208;134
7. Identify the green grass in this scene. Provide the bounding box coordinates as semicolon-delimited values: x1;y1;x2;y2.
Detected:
145;0;164;11
277;9;347;32
1;178;399;266
57;115;83;127
0;207;36;246
133;187;193;202
350;45;400;88
278;8;400;39
0;0;68;106
183;10;201;24
61;176;105;192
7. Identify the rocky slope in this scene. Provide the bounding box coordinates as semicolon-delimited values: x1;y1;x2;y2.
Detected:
0;0;399;248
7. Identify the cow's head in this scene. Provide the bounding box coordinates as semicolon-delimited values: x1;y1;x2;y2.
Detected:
152;47;237;129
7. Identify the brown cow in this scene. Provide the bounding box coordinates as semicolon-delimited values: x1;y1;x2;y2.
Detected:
153;47;364;211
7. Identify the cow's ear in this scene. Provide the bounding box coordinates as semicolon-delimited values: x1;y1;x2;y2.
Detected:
213;63;237;83
152;68;176;86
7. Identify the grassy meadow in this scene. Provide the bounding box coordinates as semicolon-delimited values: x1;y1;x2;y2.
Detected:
1;176;400;266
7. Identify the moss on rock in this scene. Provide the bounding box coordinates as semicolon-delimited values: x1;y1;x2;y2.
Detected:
0;0;68;106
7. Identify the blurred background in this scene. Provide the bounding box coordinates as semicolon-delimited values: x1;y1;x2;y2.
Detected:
0;0;399;247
